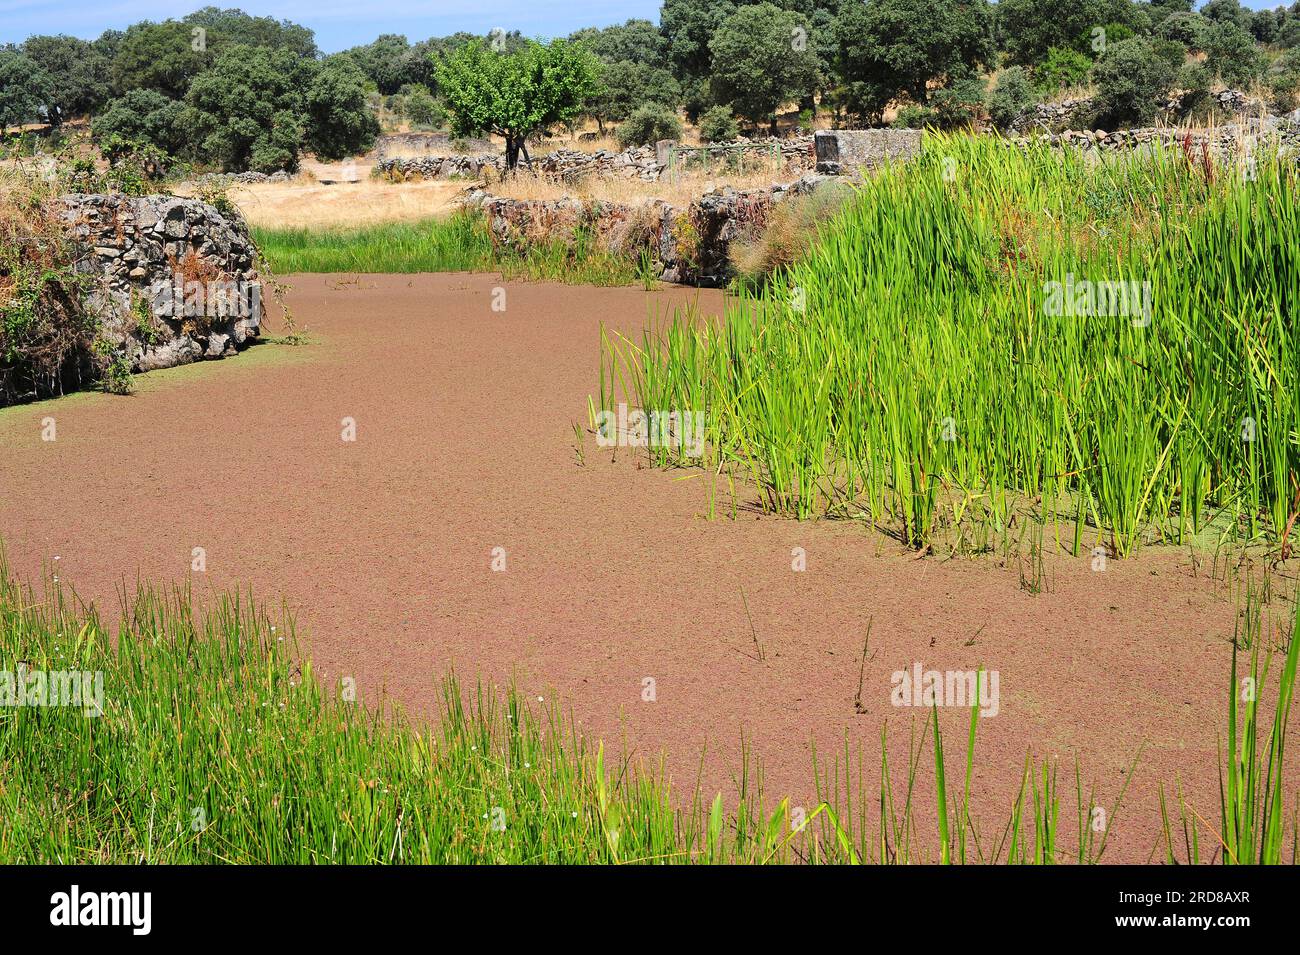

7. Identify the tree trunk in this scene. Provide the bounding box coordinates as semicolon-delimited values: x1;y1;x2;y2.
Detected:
769;114;779;137
504;133;520;174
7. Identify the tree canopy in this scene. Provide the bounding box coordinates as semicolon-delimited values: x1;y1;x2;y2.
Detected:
437;39;600;170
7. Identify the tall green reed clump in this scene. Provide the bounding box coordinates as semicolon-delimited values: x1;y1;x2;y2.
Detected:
606;134;1300;555
1162;581;1300;864
0;555;830;864
252;210;644;286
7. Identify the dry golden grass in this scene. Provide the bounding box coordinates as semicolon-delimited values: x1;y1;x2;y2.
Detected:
212;177;467;229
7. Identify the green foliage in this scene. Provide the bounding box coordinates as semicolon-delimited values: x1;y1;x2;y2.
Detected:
569;18;667;64
588;61;681;128
305;57;381;161
1174;62;1214;116
437;39;600;169
1156;11;1212;51
0;50;54;133
109;20;210;99
1092;37;1174;127
9;555;1288;864
1205;21;1265;89
1034;46;1093;94
608;135;1300;557
929;69;986;130
708;3;820;134
698;105;740;143
834;0;994;122
997;0;1142;66
989;67;1034;130
615;105;683;148
660;0;738;84
91;89;187;159
402;85;445;129
253;211;641;286
182;45;375;173
20;35;111;126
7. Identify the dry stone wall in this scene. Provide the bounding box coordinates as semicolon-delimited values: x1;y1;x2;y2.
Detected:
374;136;819;184
465;173;834;287
61;194;262;373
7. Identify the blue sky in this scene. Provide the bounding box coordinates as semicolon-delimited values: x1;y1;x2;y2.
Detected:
0;1;1289;53
0;1;663;51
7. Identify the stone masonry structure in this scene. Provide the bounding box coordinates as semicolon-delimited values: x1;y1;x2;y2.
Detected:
61;194;262;373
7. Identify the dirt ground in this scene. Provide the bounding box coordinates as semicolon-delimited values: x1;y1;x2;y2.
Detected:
0;273;1291;862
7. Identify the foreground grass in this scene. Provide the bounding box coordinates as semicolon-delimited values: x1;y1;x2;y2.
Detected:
0;555;1294;863
253;210;647;287
606;134;1300;557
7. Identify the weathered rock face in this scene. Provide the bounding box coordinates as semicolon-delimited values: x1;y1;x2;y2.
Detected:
61;194;261;373
465;173;835;287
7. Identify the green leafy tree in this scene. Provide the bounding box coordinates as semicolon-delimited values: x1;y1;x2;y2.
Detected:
403;85;445;128
184;45;313;172
1200;0;1251;31
1156;11;1211;51
181;7;318;58
1250;9;1282;45
661;0;738;83
1092;36;1174;126
0;49;53;134
570;19;668;64
339;34;415;95
91;89;188;157
437;39;600;171
1205;21;1264;89
20;35;111;126
588;61;681;132
709;2;820;134
111;20;213;98
1035;46;1093;92
305;57;380;161
834;0;994;122
997;0;1142;66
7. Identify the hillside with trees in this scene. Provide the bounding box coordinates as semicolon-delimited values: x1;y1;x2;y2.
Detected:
5;1;1300;172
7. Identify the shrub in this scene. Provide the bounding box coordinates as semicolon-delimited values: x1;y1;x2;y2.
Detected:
989;67;1034;130
1151;39;1189;74
403;85;445;129
699;105;740;143
729;182;851;284
1175;63;1214;116
92;89;187;159
891;104;939;129
1205;21;1264;89
929;71;986;130
616;105;682;148
1092;37;1174;127
1034;46;1092;94
1157;11;1212;52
